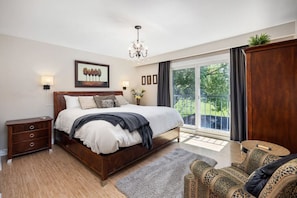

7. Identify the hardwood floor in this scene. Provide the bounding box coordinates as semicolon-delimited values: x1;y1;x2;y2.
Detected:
0;134;243;198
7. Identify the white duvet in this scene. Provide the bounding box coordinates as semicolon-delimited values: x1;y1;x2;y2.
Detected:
54;104;184;154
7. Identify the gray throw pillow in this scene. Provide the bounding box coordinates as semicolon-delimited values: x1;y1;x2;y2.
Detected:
94;95;116;108
101;99;115;108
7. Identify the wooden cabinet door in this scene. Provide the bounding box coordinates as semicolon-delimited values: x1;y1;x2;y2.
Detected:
245;40;297;153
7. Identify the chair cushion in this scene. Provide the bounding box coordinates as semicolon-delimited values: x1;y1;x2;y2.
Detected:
220;166;249;185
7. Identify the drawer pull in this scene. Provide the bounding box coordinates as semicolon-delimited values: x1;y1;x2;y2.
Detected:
29;142;35;147
29;125;35;130
29;133;35;138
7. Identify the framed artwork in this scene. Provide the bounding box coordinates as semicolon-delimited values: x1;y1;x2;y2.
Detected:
147;75;151;85
75;60;109;88
142;76;146;85
153;74;158;84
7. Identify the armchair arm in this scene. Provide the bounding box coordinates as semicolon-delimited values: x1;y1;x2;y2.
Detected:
188;160;255;197
184;160;214;198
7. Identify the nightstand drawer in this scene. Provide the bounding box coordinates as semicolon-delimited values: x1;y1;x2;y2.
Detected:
11;122;49;133
12;129;49;143
6;116;53;161
12;137;49;155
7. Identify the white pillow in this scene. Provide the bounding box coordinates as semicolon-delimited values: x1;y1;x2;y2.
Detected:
64;95;80;109
115;95;129;106
78;96;97;109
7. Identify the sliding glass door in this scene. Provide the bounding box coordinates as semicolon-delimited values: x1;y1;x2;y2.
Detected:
172;56;230;136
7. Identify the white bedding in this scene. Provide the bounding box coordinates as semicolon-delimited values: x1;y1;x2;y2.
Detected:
54;104;184;154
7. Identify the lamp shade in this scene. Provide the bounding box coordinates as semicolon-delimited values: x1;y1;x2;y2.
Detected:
122;81;129;87
41;76;54;85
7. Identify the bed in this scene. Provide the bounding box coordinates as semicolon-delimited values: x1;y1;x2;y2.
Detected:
53;91;183;185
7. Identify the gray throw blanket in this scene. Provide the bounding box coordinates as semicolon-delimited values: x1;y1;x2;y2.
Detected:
69;112;153;149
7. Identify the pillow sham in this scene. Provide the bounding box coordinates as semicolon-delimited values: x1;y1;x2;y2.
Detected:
115;95;129;106
64;95;80;109
94;95;117;108
78;96;97;109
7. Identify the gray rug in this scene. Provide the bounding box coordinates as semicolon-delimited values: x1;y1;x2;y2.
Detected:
116;148;217;198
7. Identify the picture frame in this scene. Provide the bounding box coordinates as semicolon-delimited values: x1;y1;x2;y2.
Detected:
147;75;151;85
153;74;158;84
142;76;146;85
75;60;109;88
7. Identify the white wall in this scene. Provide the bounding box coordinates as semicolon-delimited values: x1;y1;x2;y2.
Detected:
135;64;159;106
0;34;136;150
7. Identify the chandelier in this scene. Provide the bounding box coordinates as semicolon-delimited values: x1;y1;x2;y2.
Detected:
129;25;148;58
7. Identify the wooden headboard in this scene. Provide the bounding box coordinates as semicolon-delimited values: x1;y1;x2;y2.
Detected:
53;91;123;120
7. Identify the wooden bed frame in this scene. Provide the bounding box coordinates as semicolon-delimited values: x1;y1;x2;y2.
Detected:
53;91;180;185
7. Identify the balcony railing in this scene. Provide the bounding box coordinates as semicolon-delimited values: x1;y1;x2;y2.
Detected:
173;95;230;132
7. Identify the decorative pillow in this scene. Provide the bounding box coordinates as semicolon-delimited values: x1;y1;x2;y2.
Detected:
245;153;297;197
64;95;80;109
78;96;97;109
94;95;116;108
115;95;129;106
101;99;115;108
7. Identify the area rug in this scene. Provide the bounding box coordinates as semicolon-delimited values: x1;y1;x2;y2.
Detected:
116;148;217;198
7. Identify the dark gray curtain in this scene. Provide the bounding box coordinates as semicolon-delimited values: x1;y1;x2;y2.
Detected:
230;46;248;141
157;61;170;107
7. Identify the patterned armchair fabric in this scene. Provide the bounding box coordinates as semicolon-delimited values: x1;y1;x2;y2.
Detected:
184;148;297;198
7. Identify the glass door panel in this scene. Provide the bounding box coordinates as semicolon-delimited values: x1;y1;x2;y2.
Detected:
172;68;195;126
199;63;230;131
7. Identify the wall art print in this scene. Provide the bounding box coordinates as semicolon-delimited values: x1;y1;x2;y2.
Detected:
75;60;110;88
153;74;158;84
147;75;151;85
142;76;146;85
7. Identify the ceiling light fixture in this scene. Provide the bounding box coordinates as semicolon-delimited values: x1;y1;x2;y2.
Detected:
129;25;148;59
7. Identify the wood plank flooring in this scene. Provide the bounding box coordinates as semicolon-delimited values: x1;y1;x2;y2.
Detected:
0;134;243;198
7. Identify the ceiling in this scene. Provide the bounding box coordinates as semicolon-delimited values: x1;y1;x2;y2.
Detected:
0;0;296;61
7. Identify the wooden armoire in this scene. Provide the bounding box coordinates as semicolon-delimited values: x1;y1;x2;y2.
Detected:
245;39;297;153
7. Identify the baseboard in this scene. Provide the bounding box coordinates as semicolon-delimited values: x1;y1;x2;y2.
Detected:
0;149;7;157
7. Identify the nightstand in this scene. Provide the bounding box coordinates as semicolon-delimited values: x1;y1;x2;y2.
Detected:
6;116;53;163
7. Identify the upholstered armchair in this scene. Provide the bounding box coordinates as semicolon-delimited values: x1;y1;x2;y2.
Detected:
184;148;297;198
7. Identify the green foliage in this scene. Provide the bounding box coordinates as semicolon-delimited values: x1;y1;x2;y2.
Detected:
173;63;230;115
172;68;195;99
131;89;145;99
200;63;229;112
200;63;229;96
174;98;195;117
174;98;229;117
248;33;271;46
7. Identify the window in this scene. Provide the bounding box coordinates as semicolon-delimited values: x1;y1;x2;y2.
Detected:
172;53;230;137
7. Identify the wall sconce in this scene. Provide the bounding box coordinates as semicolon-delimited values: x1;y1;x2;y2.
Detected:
122;81;129;90
41;75;54;90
